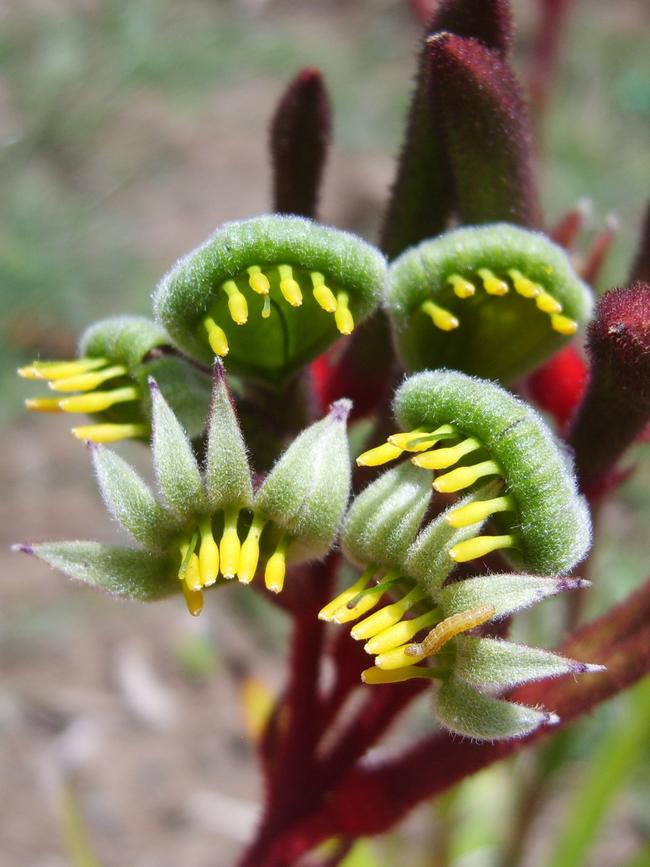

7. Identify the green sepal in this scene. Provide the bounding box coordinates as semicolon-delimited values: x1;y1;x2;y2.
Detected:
386;223;593;383
79;315;169;371
342;462;432;571
205;360;253;511
255;399;352;561
434;677;557;741
24;541;176;601
150;379;207;516
138;355;211;439
91;444;180;550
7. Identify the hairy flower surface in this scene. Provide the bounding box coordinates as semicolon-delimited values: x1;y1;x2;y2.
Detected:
17;362;352;616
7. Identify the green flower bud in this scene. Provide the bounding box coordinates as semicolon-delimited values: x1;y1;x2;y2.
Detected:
153;215;385;385
385;223;593;383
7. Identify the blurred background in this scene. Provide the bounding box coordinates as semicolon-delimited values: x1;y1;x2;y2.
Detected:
2;1;649;865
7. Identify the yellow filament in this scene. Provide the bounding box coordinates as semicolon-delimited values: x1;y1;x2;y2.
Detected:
311;272;337;312
318;568;375;621
412;437;481;470
278;265;303;306
48;365;128;393
18;357;108;381
446;495;516;528
536;290;562;314
446;274;475;299
362;665;431;684
356;441;403;467
433;459;502;493
25;397;64;412
364;609;439;655
204;317;229;357
478;268;509;296
508;269;540;299
375;644;422;670
238;515;266;584
334;292;354;335
223;280;249;324
421;300;459;331
449;533;518;562
351;585;426;641
388;424;458;452
247;266;270;295
71;422;149;442
182;584;204;617
199;516;219;587
220;508;241;579
551;313;578;335
264;536;288;593
58;386;139;414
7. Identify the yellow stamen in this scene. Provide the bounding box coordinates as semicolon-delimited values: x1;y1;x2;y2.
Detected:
478;268;509;296
388;424;458;452
446;494;515;528
247;265;270;295
238;515;266;584
199;516;219;587
278;265;303;307
18;357;108;381
204;317;229;357
264;535;288;593
48;365;128;393
433;459;502;493
508;269;540;299
182;583;204;617
446;274;475;299
220;508;241;579
421;300;459;331
375;644;421;670
334;291;354;335
333;571;399;624
262;295;271;319
412;437;481;470
407;604;496;657
449;534;518;562
25;397;64;412
318;567;375;621
58;386;139;414
351;585;426;641
356;441;403;467
70;422;149;443
362;665;432;684
551;313;578;335
223;280;249;325
365;609;439;655
311;272;337;312
536;290;562;314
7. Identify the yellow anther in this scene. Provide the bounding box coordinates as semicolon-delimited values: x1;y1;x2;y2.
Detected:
247;266;270;295
311;272;337;312
446;274;476;299
70;422;149;443
350;585;427;641
18;357;108;381
238;515;266;584
261;295;271;319
204;317;229;357
334;291;354;335
48;365;128;393
333;590;384;624
508;269;541;299
278;265;303;306
412;437;481;470
183;552;202;592
362;665;431;685
223;280;249;325
219;508;241;579
264;536;288;594
318;568;374;621
375;644;423;670
182;584;204;617
58;386;139;414
551;313;578;335
364;609;439;655
449;533;518;562
433;459;502;493
421;300;459;331
356;441;403;467
25;397;64;412
446;495;516;528
536;290;563;314
388;424;458;452
478;268;509;296
198;516;219;587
